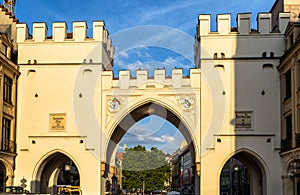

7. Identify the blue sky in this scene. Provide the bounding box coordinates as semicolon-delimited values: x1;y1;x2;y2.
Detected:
15;0;275;153
16;0;274;35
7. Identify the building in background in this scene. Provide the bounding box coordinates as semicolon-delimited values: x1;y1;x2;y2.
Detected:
0;4;19;188
170;149;181;192
170;141;194;195
179;147;194;195
271;0;300;30
277;20;300;194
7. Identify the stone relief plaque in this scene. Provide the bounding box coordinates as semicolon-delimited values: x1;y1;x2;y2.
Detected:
235;111;252;129
49;113;66;130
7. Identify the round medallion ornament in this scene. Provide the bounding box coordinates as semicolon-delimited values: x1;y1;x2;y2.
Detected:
180;96;194;112
108;97;121;112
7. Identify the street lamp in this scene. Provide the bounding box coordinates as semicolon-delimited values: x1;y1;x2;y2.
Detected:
292;162;298;195
233;165;239;195
142;180;145;195
65;160;71;172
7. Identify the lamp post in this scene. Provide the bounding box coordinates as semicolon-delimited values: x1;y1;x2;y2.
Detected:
142;180;145;195
292;162;298;195
289;160;300;195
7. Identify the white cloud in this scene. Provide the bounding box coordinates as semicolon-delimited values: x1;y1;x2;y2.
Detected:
118;131;185;154
136;1;197;24
119;51;129;58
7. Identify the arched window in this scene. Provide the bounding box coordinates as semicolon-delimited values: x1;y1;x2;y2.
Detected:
262;64;274;72
221;52;225;59
214;64;225;71
213;53;218;59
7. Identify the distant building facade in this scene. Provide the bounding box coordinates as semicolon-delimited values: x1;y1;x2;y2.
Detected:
278;21;300;194
0;5;19;188
271;0;300;30
180;147;194;195
170;142;194;195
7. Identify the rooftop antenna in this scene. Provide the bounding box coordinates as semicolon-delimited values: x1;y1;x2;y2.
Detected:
3;0;16;16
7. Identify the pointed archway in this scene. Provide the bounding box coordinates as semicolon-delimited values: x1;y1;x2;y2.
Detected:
104;101;197;194
220;150;267;195
33;152;80;194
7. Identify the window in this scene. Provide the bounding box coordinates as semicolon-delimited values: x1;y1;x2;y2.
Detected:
213;53;218;59
298;108;300;134
214;64;225;71
1;43;7;56
285;114;292;140
221;52;225;59
1;118;10;151
285;70;291;100
289;33;294;47
262;64;274;72
3;75;12;103
297;61;300;91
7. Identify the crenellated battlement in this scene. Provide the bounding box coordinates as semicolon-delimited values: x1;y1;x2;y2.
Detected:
197;12;290;36
16;21;114;67
102;68;201;90
16;20;111;44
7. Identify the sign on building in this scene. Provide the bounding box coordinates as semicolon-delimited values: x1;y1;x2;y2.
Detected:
235;111;252;129
49;113;66;130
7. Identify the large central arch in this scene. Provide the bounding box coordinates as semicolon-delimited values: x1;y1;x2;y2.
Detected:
104;101;197;189
105;101;196;167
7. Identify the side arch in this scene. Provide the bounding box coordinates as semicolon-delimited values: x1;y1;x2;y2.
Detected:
219;148;268;195
282;156;297;176
0;158;14;186
32;149;81;194
282;156;300;195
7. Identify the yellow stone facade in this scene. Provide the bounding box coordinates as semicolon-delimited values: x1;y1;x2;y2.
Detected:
9;1;300;195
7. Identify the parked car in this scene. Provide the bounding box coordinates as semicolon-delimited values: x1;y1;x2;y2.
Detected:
0;186;29;194
57;185;82;195
166;191;180;195
152;189;167;195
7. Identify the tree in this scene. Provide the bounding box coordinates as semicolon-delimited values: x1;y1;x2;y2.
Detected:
122;145;171;192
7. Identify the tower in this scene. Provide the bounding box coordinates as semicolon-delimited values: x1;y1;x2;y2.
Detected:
3;0;16;16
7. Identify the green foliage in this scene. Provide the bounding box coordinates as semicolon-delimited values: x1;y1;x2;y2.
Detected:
122;145;171;192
